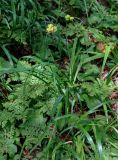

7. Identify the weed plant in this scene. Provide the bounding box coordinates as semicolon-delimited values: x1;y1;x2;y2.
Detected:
0;0;118;159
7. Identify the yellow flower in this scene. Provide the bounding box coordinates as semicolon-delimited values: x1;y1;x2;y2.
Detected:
65;14;74;21
69;16;74;21
65;15;71;21
46;24;57;33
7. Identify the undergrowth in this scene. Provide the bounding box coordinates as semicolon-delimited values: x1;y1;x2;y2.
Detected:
0;0;118;160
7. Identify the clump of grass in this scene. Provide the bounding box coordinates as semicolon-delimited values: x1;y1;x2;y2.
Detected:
0;0;118;159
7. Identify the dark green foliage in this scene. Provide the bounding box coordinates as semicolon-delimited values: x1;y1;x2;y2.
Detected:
0;0;118;159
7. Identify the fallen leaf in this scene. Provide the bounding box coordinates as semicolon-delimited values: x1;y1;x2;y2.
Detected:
89;34;97;43
101;70;109;80
96;42;106;53
110;91;118;118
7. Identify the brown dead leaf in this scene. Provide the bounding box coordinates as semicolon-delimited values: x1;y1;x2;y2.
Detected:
56;56;69;69
112;103;118;117
111;91;118;99
114;77;118;85
101;70;109;80
110;91;118;117
96;42;106;53
60;133;72;142
23;149;32;160
89;35;97;43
